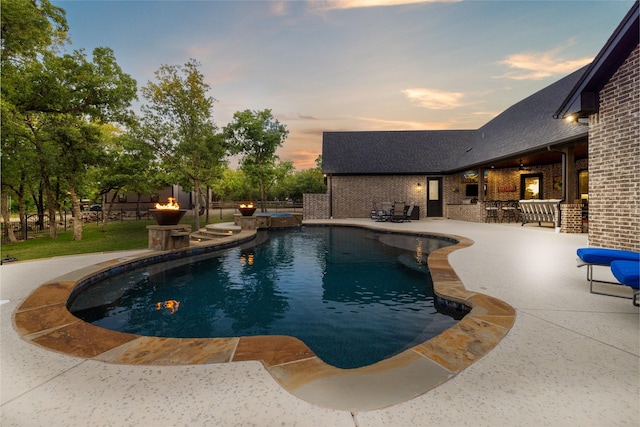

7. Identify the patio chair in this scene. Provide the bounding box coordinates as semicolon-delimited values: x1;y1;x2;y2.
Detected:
374;201;393;222
576;247;640;299
390;202;408;222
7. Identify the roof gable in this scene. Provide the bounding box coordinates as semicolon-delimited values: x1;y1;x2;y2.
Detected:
555;1;639;119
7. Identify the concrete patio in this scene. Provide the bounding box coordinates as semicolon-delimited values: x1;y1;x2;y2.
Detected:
1;219;638;426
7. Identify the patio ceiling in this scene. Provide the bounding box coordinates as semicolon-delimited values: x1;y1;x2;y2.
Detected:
480;140;588;170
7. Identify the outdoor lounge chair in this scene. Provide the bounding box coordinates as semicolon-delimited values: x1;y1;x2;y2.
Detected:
576;247;640;299
610;260;640;306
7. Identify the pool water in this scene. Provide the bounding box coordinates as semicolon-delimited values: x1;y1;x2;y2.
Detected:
69;227;461;369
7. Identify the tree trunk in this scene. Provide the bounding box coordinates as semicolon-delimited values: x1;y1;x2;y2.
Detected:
18;170;26;236
1;190;18;243
136;193;142;219
205;186;210;225
43;178;57;238
193;180;201;231
33;180;45;231
101;192;118;232
259;182;267;212
68;185;83;240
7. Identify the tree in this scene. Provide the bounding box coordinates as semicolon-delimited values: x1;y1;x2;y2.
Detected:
210;167;257;202
48;115;104;240
140;59;226;231
3;47;137;238
223;109;289;212
86;123;160;231
272;156;326;203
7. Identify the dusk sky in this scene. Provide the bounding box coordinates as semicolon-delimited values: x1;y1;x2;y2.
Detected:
55;0;634;169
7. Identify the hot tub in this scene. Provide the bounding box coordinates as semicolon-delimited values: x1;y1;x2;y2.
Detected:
256;212;302;228
234;212;303;229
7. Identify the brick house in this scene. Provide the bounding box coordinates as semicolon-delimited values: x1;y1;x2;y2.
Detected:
312;65;588;227
308;1;638;250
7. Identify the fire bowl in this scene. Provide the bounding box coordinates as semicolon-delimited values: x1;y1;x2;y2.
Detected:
238;206;257;216
149;209;187;226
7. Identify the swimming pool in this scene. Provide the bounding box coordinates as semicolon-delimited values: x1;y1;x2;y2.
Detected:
68;226;463;369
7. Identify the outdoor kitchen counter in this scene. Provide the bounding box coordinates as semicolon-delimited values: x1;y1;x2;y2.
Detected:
446;203;484;223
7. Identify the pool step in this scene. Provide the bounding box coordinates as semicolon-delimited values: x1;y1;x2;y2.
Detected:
191;222;241;241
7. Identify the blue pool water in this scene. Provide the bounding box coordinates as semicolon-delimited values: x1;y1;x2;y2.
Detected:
69;226;462;369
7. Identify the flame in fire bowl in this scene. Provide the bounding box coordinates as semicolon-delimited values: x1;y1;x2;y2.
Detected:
149;209;187;225
238;204;257;216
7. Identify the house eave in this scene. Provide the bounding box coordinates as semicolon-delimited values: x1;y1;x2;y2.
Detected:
555;1;639;119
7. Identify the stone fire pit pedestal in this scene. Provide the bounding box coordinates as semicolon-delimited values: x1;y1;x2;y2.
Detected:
147;225;192;251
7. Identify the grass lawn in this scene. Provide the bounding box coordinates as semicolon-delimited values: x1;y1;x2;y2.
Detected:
1;215;235;262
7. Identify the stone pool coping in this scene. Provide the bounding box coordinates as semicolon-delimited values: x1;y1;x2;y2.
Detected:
12;223;515;411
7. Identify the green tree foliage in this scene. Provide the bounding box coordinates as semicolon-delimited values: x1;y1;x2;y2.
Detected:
223;109;289;212
88;124;162;230
272;155;326;203
140;59;227;231
1;0;68;61
210;168;258;202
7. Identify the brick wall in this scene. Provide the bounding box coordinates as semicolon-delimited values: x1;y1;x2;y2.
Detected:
587;44;640;251
325;175;426;218
303;193;330;219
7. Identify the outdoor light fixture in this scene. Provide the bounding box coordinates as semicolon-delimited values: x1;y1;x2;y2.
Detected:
518;159;525;170
417;182;422;188
565;114;588;126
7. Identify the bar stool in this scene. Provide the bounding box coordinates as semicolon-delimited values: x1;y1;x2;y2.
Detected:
485;200;500;223
501;200;518;223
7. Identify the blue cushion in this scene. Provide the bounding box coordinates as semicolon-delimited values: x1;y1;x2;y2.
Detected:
576;248;640;265
610;260;640;290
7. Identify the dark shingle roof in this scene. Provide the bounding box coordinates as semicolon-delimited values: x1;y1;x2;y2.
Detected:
322;130;475;174
449;66;589;171
322;67;589;175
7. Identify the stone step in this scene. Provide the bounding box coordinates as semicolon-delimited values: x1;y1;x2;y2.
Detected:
205;222;241;233
191;222;241;241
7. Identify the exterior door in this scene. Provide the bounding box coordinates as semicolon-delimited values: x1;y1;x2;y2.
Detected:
427;177;443;217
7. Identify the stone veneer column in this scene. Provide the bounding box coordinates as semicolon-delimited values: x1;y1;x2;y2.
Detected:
560;204;584;234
